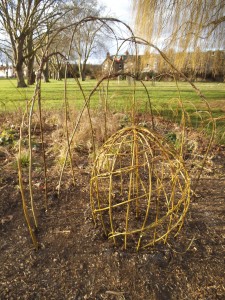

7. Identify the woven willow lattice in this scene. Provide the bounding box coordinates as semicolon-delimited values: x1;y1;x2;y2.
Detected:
90;126;190;250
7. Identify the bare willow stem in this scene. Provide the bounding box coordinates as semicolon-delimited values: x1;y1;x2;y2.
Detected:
126;35;215;191
28;90;38;228
63;30;77;186
63;63;76;187
18;112;38;249
16;16;214;251
37;78;48;211
57;64;96;195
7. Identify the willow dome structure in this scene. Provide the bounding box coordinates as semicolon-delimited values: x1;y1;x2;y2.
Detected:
90;126;191;250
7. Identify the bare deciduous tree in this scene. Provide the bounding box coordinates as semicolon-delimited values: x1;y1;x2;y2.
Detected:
62;0;106;81
0;0;64;87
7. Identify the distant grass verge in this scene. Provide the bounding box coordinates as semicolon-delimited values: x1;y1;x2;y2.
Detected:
0;78;224;143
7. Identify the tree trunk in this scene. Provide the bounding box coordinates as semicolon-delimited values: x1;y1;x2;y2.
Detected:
57;70;62;80
15;37;27;88
43;68;50;82
78;61;86;81
27;56;35;85
81;70;85;81
43;60;50;83
16;63;27;87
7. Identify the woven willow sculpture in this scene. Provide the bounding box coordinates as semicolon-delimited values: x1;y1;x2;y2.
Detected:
90;126;190;250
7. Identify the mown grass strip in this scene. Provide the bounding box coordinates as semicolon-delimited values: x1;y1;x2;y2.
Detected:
0;78;224;142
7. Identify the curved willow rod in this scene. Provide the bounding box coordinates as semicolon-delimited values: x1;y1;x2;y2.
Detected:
37;77;48;211
18;99;39;249
63;30;77;187
28;88;39;228
17;16;215;249
57;60;96;195
125;35;216;191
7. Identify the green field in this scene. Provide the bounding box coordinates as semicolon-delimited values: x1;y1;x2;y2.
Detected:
0;78;224;109
0;78;224;142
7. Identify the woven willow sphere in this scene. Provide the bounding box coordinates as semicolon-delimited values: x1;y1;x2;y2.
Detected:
90;126;190;250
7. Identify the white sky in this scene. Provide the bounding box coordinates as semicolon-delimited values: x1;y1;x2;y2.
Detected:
99;0;133;26
88;0;134;63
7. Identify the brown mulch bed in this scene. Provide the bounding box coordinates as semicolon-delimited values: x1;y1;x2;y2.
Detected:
0;112;225;300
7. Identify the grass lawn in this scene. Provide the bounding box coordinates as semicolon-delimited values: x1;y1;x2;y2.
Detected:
0;78;224;142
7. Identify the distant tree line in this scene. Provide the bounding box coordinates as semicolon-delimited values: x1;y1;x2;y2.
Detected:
140;49;225;82
0;0;106;87
133;0;225;82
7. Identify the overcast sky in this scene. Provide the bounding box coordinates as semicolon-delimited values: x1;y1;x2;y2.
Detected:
99;0;133;25
88;0;134;63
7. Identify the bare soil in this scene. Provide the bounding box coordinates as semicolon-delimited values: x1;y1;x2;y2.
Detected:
0;112;225;300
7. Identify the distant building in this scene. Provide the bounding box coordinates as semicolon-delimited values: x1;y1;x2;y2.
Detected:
101;51;140;76
102;50;225;81
0;65;14;78
102;52;126;75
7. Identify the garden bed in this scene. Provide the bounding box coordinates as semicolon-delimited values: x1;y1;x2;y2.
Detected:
0;111;224;299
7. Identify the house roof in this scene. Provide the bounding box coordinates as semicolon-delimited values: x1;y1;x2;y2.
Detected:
106;54;128;62
103;51;131;63
0;65;13;70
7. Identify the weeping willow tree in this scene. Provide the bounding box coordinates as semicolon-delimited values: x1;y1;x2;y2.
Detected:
133;0;225;79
